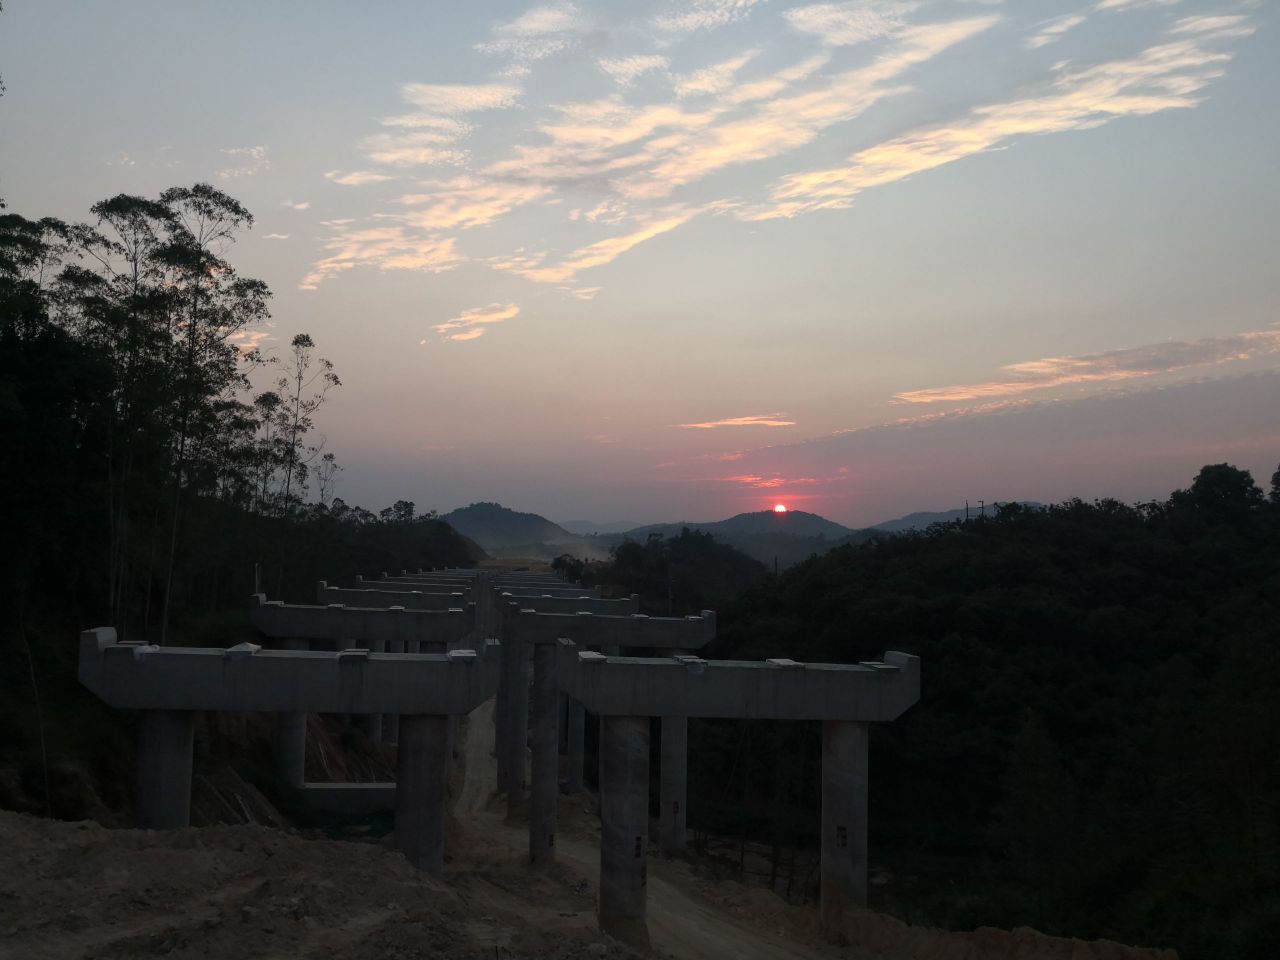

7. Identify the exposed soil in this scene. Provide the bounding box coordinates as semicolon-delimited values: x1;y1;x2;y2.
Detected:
0;699;1178;959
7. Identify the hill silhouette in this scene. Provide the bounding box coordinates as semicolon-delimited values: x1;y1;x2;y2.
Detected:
440;502;575;550
870;502;1043;532
613;510;869;568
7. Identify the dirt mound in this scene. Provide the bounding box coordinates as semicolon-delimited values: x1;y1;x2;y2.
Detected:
687;874;1178;960
0;810;629;960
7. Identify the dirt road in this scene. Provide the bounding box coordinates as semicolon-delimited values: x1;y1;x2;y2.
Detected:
451;698;829;960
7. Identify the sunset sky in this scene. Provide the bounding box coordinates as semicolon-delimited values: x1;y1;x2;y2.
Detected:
3;0;1277;526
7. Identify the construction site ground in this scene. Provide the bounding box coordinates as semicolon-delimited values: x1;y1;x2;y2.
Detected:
1;698;1177;960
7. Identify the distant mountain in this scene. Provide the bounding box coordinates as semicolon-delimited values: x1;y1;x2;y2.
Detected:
440;502;576;549
613;510;866;568
558;519;643;535
870;502;1043;532
625;509;856;541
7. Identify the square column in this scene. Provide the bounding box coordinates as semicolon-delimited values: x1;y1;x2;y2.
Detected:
529;640;559;864
565;698;585;793
273;711;307;788
137;710;194;829
599;714;650;948
395;713;450;876
659;714;688;856
820;719;869;936
273;637;309;787
495;615;514;793
382;638;404;744
504;634;530;819
362;637;387;742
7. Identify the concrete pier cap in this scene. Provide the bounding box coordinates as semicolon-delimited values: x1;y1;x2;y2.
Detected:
559;648;920;722
78;628;501;715
315;581;473;613
250;593;475;648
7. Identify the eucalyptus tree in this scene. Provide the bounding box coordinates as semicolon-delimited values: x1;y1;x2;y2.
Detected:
151;184;270;642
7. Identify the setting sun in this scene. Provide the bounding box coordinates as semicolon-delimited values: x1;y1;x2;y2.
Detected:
773;504;788;513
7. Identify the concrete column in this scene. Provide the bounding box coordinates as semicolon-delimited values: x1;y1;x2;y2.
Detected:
274;711;307;788
820;719;869;936
595;645;621;791
659;714;688;856
495;613;513;793
558;692;570;754
566;698;585;794
529;640;559;864
273;638;308;787
136;710;194;829
395;713;450;876
382;638;404;744
505;634;530;819
598;714;650;947
362;637;387;742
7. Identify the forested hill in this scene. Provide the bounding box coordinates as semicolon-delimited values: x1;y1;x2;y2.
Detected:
709;464;1280;960
441;502;575;549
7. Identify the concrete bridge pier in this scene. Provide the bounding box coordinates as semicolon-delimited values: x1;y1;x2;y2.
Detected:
137;709;194;829
362;636;387;742
495;609;513;794
504;632;530;819
820;719;870;936
274;711;307;788
529;638;559;864
565;698;585;793
659;713;688;856
394;713;450;876
382;638;404;744
598;714;651;948
272;637;309;788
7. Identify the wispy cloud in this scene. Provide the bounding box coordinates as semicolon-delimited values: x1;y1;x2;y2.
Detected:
281;200;311;210
263;233;290;240
893;331;1280;404
1095;0;1181;11
598;55;670;87
398;177;551;231
492;206;704;284
749;16;1251;219
784;1;920;47
299;227;461;290
653;0;766;36
1026;14;1086;50
433;302;521;342
325;169;393;186
672;50;758;98
679;413;798;429
228;326;275;353
477;3;583;76
615;16;999;199
402;82;522;114
723;473;821;488
217;145;269;179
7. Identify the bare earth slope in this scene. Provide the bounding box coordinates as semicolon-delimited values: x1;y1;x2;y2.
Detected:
0;701;1178;959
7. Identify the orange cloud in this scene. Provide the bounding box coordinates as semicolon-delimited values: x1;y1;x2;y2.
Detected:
680;413;797;429
433;302;522;342
893;331;1280;404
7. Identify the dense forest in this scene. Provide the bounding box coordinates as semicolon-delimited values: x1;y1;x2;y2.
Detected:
588;468;1279;960
0;188;481;818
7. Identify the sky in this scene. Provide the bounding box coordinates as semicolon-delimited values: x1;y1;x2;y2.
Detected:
2;0;1278;527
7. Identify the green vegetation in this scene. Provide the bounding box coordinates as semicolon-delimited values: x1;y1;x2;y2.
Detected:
680;464;1279;959
563;527;769;614
0;189;480;820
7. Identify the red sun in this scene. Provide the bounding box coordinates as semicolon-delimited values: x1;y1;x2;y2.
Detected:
773;504;788;513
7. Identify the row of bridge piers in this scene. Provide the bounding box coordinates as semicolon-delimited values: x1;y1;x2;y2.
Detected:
78;565;920;946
